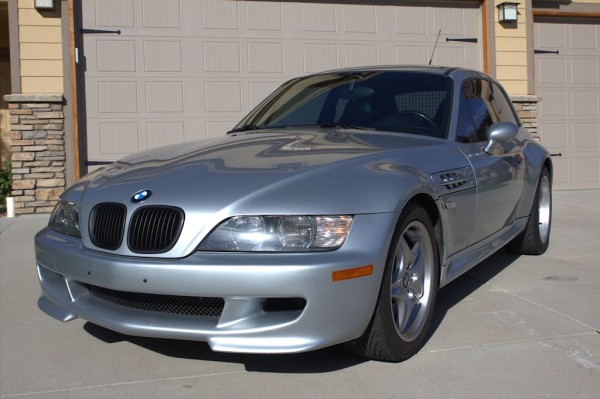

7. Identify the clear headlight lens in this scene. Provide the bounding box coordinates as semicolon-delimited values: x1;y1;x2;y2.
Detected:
198;215;353;252
48;200;81;238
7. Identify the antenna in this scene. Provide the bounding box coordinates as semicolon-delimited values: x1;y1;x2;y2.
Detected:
429;29;442;66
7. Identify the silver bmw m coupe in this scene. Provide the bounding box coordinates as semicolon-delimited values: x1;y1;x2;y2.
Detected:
35;66;552;362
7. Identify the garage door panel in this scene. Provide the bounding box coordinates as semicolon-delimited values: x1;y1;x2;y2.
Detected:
203;42;241;73
303;43;338;73
536;23;565;49
143;41;183;73
201;0;239;30
301;3;336;32
246;2;282;31
204;82;242;113
145;82;184;114
87;118;220;161
142;0;181;29
572;158;600;183
343;44;378;68
537;58;567;84
538;91;567;117
395;7;427;35
93;0;134;28
147;122;185;150
96;40;136;72
206;120;238;139
81;0;482;164
571;59;598;84
552;157;570;184
99;122;140;155
570;24;597;50
395;46;429;65
535;19;600;189
433;8;476;36
97;81;138;114
433;47;470;68
247;43;284;73
540;123;569;148
571;91;598;117
571;124;599;149
342;4;377;33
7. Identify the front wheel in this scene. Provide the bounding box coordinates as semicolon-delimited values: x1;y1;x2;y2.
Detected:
345;203;439;362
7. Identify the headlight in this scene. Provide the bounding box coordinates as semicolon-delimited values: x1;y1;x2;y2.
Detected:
198;215;353;252
48;200;81;238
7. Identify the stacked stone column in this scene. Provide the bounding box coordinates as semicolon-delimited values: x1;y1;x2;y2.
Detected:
4;94;66;215
511;95;541;141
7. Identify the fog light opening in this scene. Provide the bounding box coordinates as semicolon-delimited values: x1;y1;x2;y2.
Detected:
262;298;307;312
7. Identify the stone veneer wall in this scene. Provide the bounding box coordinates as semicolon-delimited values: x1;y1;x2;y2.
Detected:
511;95;541;141
4;94;65;215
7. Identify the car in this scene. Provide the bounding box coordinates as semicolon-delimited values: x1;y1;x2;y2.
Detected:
35;66;552;362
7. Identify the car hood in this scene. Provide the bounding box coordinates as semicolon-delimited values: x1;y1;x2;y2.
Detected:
73;129;466;211
64;129;470;256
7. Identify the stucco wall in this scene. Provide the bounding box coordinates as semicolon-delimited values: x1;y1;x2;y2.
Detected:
17;0;63;94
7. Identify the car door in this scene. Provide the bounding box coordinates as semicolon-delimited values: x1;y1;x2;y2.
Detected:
456;79;526;245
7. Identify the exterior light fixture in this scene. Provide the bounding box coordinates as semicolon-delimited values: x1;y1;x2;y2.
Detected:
497;2;519;22
34;0;55;11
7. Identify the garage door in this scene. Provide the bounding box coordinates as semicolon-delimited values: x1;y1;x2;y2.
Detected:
78;0;482;167
535;19;600;190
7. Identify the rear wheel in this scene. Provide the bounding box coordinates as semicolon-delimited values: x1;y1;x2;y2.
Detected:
345;203;439;362
508;168;552;255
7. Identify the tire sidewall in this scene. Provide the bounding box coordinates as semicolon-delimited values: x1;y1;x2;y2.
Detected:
376;204;440;360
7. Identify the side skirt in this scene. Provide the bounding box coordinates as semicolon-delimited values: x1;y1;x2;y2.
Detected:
439;217;527;287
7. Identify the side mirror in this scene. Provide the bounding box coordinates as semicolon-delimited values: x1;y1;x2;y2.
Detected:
484;122;518;155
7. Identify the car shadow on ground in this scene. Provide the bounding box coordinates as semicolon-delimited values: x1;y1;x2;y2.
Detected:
83;322;366;372
428;248;521;339
83;248;521;372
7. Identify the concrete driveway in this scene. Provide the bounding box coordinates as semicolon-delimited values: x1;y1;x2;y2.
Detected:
1;190;599;399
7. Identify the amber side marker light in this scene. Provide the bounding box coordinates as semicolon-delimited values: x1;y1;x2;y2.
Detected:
332;265;374;282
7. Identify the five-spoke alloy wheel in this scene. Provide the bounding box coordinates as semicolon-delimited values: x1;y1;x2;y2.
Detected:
345;203;439;362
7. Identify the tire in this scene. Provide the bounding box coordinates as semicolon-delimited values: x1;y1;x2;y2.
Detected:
345;203;439;362
508;168;552;255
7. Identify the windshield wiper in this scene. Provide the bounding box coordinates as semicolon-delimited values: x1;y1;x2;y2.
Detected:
228;124;263;134
320;122;373;130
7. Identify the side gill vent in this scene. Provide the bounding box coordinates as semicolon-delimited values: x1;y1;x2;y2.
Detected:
440;172;467;190
432;167;475;193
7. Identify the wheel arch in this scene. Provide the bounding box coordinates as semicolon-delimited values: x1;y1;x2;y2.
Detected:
543;157;553;184
405;193;444;288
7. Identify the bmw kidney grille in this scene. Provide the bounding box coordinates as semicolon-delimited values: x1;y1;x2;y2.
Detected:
89;203;185;253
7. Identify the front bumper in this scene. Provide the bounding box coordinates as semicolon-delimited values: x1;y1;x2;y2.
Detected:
35;213;396;353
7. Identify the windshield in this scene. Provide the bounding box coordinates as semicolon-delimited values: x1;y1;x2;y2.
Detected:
234;71;453;138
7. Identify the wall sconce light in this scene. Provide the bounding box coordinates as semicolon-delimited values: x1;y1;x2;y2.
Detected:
497;2;519;22
34;0;55;11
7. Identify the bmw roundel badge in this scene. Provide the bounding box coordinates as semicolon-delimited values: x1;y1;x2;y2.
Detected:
131;189;152;203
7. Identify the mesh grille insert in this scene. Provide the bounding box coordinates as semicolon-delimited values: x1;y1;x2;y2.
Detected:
128;206;184;254
86;284;224;317
89;203;127;250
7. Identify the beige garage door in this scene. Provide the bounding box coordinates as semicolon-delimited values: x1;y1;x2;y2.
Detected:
79;0;482;167
535;18;600;190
